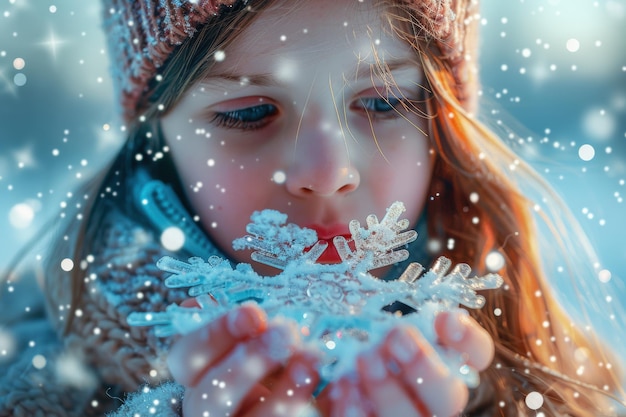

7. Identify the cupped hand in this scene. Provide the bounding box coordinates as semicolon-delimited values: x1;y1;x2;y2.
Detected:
167;304;321;417
317;309;494;417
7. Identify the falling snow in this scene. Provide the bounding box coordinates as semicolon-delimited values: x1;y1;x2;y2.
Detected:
0;0;625;412
525;391;544;410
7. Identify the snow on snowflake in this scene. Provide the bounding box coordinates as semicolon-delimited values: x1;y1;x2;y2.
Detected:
128;202;503;386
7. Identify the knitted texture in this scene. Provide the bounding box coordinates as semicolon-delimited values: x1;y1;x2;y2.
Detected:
62;211;188;392
0;175;223;416
9;208;193;416
0;345;95;417
102;0;480;124
102;0;243;124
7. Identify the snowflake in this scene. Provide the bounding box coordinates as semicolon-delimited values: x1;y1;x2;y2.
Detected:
128;202;503;385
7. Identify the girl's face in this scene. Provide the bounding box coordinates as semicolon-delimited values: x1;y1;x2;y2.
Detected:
161;0;433;273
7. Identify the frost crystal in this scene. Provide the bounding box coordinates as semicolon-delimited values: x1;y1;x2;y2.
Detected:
128;202;503;386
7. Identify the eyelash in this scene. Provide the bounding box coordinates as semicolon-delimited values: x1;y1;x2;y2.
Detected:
354;97;404;118
209;96;408;131
210;103;279;131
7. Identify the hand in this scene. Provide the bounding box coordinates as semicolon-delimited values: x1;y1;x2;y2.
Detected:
167;304;321;417
317;309;494;417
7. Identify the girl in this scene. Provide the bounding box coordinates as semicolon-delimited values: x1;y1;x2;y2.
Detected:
1;0;624;416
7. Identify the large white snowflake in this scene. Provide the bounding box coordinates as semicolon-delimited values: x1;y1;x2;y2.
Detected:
128;202;503;385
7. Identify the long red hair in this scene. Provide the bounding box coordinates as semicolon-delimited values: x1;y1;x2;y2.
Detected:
415;30;624;415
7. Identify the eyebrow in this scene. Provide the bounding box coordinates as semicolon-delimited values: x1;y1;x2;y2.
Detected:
200;58;419;88
200;72;279;87
354;58;418;81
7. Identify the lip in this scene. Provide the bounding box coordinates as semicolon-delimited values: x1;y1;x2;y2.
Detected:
181;297;201;308
305;224;353;264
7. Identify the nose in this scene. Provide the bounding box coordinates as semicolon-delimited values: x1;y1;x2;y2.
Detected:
285;112;360;198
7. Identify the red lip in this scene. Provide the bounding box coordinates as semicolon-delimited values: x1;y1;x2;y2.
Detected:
305;224;353;264
181;297;201;308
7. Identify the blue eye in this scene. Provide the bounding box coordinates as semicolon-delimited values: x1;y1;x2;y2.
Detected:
357;97;401;113
211;103;278;131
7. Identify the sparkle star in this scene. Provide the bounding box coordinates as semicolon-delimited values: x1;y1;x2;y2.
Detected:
39;29;66;61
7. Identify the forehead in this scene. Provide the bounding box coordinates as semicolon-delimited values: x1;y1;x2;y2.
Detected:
211;0;416;79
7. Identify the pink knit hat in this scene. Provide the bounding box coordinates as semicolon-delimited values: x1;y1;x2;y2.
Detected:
102;0;479;124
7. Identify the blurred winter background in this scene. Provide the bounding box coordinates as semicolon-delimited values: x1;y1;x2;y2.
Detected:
0;1;624;335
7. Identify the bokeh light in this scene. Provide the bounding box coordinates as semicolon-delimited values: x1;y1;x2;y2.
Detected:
8;203;34;229
578;144;595;162
525;391;544;410
160;226;185;252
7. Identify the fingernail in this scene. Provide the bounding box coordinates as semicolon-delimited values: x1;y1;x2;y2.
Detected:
389;328;420;364
260;325;294;362
330;383;366;417
296;404;322;417
227;306;266;338
344;383;367;417
345;404;367;417
446;310;469;343
361;350;387;381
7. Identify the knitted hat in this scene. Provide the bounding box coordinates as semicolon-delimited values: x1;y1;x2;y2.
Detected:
102;0;480;124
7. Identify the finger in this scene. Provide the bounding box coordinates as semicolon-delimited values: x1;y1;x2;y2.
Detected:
321;376;373;417
434;309;495;371
245;352;320;417
358;349;424;417
168;304;268;386
183;323;297;417
385;326;469;417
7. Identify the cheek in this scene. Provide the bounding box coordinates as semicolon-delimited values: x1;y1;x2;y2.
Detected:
186;160;265;214
370;133;432;216
182;168;257;256
181;153;285;253
171;136;271;202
